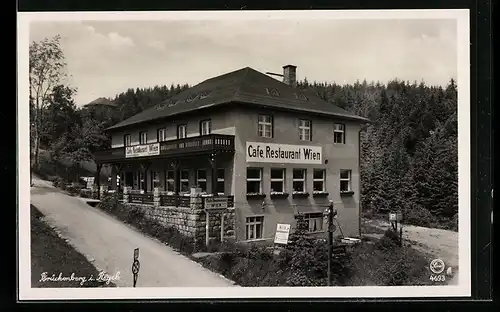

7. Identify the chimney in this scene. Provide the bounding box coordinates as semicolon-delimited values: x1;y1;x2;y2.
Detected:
283;65;297;86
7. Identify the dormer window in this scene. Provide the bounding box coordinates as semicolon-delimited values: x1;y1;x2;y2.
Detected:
199;91;211;99
294;92;309;101
265;88;280;96
156;102;166;110
167;100;178;108
186;94;198;102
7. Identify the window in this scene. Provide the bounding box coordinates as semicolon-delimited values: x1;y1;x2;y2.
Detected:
246;168;262;194
246;216;264;240
299;119;311;141
139;132;148;145
177;124;187;139
270;168;285;193
313;169;326;192
180;169;189;192
340;170;352;192
165;170;175;192
333;123;345;144
196;169;207;192
258;115;273;138
304;213;324;233
216;168;225;194
157;128;167;142
124;134;132;147
152;171;161;189
292;169;306;192
200;120;211;135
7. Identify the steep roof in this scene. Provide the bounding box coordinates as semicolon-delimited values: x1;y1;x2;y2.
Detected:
106;67;368;131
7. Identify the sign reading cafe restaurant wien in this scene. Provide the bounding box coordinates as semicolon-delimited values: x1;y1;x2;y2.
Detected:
246;142;322;164
126;143;160;158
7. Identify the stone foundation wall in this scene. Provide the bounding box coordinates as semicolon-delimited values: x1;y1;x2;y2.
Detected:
125;201;236;243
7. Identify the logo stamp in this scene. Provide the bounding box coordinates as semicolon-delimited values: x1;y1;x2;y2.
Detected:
429;259;445;274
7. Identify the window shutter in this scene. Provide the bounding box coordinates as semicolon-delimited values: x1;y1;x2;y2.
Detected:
343;124;346;144
176;126;179;139
257;115;260;136
199;121;202;135
310;120;313;141
271;115;274;138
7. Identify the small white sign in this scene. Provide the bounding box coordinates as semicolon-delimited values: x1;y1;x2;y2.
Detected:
125;143;160;158
246;142;322;164
274;223;291;245
205;197;228;210
389;212;403;221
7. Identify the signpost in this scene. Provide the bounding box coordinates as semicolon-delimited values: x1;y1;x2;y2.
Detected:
204;197;229;247
272;223;291;257
132;248;140;287
324;200;338;286
389;211;403;246
274;223;291;245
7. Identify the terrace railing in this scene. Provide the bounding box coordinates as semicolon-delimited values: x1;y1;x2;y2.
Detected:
129;193;154;205
159;194;191;207
94;134;235;163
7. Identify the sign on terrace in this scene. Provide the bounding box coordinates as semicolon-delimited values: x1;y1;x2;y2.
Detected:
125;143;160;158
246;142;322;164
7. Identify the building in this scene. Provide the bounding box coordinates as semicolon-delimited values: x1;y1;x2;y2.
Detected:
94;65;368;242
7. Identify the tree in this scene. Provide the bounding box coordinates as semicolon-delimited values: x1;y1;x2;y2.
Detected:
44;85;79;146
29;35;68;185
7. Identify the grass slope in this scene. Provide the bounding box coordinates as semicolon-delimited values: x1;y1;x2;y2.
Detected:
30;204;116;288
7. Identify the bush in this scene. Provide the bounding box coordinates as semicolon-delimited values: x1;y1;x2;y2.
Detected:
376;229;402;249
196;215;353;287
404;204;436;228
52;176;66;188
97;193;121;213
80;188;93;198
347;229;430;286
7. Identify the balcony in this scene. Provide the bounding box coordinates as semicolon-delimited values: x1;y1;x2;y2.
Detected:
94;134;235;163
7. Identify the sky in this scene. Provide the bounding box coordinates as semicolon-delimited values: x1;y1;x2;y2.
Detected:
29;17;458;106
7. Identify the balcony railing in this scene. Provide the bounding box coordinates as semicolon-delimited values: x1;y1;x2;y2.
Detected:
94;134;235;163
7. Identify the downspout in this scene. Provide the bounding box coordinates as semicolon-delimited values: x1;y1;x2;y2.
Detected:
358;128;362;238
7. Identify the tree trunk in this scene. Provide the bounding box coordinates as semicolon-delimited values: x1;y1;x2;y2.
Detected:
33;98;40;174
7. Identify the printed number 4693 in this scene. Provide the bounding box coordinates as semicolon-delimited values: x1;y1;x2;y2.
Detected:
430;274;446;282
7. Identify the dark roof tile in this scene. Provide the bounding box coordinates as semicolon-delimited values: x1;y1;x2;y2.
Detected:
106;67;367;131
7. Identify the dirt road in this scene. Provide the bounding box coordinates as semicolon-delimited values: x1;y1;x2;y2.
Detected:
30;176;237;288
362;218;459;284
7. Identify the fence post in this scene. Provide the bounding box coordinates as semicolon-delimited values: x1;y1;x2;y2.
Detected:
153;188;160;207
123;186;130;203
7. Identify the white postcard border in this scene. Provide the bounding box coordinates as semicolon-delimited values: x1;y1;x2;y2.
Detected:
17;9;471;300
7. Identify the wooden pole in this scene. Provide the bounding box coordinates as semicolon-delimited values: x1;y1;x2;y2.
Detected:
220;212;224;243
205;211;210;247
96;164;102;200
327;202;333;286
